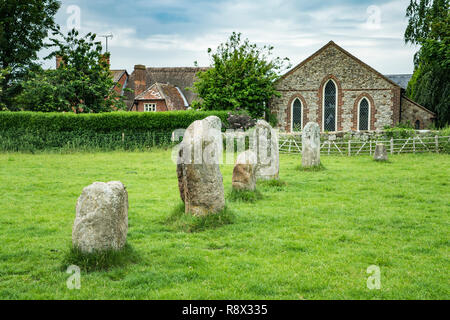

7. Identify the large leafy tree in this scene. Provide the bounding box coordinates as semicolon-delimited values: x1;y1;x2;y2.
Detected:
191;32;291;118
0;0;61;110
17;29;126;113
405;0;449;127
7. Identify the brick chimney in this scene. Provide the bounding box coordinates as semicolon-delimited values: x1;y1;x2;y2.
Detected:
100;53;111;69
56;55;63;69
134;64;147;97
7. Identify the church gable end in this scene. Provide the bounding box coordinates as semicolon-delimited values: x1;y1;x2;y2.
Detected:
271;41;402;132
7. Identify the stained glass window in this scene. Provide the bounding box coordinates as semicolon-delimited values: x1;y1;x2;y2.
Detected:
359;98;369;131
292;98;302;131
324;81;336;131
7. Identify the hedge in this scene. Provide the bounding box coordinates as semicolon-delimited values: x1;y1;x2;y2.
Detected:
0;111;230;133
0;111;231;152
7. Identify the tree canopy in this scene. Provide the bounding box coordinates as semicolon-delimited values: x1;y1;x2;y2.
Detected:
191;32;291;118
405;0;449;127
16;29;127;113
0;0;61;109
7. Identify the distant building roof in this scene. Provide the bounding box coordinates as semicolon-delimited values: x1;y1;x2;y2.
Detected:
384;74;412;90
110;70;127;83
125;67;208;108
134;82;188;111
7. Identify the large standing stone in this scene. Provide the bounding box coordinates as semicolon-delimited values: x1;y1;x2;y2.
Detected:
177;116;225;216
302;122;321;168
373;143;388;161
72;181;128;253
251;120;279;180
232;150;257;191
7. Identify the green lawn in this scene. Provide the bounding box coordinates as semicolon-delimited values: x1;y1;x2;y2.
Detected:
0;150;449;299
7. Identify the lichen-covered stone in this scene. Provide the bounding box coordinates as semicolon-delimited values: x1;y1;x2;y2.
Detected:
72;181;128;253
302;122;321;167
232;150;257;191
251;120;279;180
177;116;225;216
373;143;388;161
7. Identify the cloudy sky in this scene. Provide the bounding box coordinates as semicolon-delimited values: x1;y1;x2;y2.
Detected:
40;0;419;74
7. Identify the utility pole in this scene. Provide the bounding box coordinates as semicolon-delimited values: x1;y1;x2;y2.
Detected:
100;34;113;52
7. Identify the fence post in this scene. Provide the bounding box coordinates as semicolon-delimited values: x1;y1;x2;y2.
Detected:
390;138;394;155
413;137;416;153
435;135;439;153
348;140;351;156
369;140;372;155
152;132;156;146
122;132;125;143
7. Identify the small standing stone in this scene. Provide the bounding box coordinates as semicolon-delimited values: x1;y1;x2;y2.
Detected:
302;122;321;168
72;181;128;253
373;143;388;161
251;120;279;180
177;116;225;216
232;150;257;191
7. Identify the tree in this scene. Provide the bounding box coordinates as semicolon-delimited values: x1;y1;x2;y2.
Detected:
17;29;127;113
190;32;291;118
0;0;61;110
405;0;449;127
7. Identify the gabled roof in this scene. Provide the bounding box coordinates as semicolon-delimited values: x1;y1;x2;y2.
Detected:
134;82;188;111
125;67;208;108
110;70;128;83
385;74;412;90
277;41;401;88
401;94;436;116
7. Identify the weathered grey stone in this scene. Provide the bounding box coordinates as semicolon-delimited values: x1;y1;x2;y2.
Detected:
232;150;257;191
251;120;279;180
302;122;321;167
373;143;388;161
72;181;128;253
177;116;225;216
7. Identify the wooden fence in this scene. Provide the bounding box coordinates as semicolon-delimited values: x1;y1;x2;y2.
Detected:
279;135;450;156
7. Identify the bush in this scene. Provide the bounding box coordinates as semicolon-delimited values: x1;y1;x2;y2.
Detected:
0;111;230;152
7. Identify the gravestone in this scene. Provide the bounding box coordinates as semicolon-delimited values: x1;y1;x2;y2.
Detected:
251;120;279;180
177;116;225;216
373;143;388;161
232;150;257;191
302;122;321;168
72;181;128;253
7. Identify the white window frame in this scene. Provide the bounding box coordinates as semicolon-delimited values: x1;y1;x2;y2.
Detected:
322;79;338;132
357;97;371;131
290;98;303;132
144;103;156;112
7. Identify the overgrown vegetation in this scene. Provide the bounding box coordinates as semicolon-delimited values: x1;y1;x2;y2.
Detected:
62;244;140;272
166;203;235;233
296;163;326;172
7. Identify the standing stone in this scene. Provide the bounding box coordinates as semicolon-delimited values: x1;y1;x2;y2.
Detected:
302;122;321;168
232;150;257;191
177;116;225;216
251;120;279;180
72;181;128;253
373;143;388;161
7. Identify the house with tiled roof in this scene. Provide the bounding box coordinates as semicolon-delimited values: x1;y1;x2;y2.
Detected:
124;65;208;112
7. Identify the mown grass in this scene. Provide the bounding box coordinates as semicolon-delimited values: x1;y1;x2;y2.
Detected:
0;150;449;299
228;188;263;203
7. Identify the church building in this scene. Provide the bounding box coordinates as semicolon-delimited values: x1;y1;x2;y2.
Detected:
269;41;435;132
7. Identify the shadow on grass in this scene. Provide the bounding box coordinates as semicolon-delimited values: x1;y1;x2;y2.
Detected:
61;243;140;273
295;163;327;172
228;188;263;203
166;203;235;233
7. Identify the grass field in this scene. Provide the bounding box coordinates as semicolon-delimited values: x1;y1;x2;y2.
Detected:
0;150;449;299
